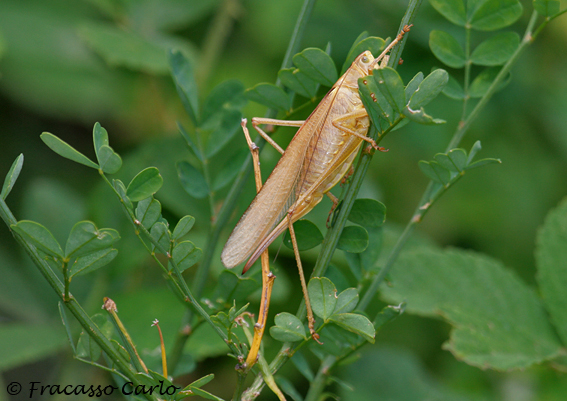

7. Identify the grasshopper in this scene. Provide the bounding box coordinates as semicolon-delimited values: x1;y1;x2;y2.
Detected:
222;26;411;368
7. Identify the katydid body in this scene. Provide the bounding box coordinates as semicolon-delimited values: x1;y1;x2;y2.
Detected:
221;27;410;347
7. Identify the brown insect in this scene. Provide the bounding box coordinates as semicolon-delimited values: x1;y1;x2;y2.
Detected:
222;26;411;368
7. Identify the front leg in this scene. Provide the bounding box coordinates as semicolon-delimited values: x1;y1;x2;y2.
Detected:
332;108;388;152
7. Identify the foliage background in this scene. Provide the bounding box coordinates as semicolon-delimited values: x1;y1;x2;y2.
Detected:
0;0;566;400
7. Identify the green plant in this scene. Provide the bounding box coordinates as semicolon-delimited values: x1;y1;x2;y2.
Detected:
1;0;567;400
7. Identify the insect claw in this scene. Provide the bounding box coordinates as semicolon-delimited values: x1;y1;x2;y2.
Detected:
378;147;389;152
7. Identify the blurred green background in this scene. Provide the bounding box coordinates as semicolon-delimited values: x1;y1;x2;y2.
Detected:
1;0;566;400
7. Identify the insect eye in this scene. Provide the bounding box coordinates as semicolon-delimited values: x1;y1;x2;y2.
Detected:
361;56;369;63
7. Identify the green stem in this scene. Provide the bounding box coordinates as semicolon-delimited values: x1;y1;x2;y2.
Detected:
0;199;157;401
304;355;336;401
244;1;423;397
359;9;542;312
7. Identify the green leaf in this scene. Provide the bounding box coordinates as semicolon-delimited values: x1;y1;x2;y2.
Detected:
69;248;118;277
467;140;483;163
172;241;202;273
348;199;386;228
135;197;162;229
469;0;523;31
435;148;467;172
127;167;163;202
375;67;406;114
276;376;303;401
245;83;291;111
290;351;314;382
97;145;122;174
471;32;520;66
429;0;467;26
40;133;99;169
337;226;369;253
169;49;199;125
187;373;215;389
11;220;63;258
469;67;511;98
403;107;446;125
533;0;561;16
465;158;502;170
341;36;386;74
418;160;451;185
1;153;23;200
76;331;101;361
150;222;171;254
213;270;259;304
177;161;209;199
65;221;120;258
200;79;246;128
404;72;424;101
212;149;248;191
333;288;359;314
283;220;324;251
270;312;307;342
328;313;375;343
204;108;242;158
172;215;196;240
113;179;133;211
178;122;203;162
79;23;170;74
443;73;465;100
408;69;449;109
308;277;337;320
279;67;319;98
381;248;562;369
186;387;225;401
374;303;405;331
292;47;338;87
429;30;466;68
93;122;109;157
536;198;567;345
359;76;393;130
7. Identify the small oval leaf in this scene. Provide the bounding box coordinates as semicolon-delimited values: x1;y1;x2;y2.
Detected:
177;161;209;199
245;83;291;111
69;248;118;277
270;312;307;342
409;69;449;110
293;48;338;87
308;277;337;321
172;215;196;240
1;154;24;200
135;197;162;229
127;167;163;202
469;67;511;98
40;133;99;169
429;0;467;26
337;226;369;253
334;288;359;314
172;241;202;272
328;313;375;343
278;68;318;98
283;220;324;251
97;145;122;174
429;30;466;68
471;32;520;66
348;199;386;228
11;220;63;258
469;0;523;31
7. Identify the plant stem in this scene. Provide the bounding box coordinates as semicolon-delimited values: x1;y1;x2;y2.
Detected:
0;198;157;401
244;0;423;397
359;9;542;312
304;355;336;401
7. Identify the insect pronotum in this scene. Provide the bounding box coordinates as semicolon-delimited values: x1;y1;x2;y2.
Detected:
222;26;411;368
